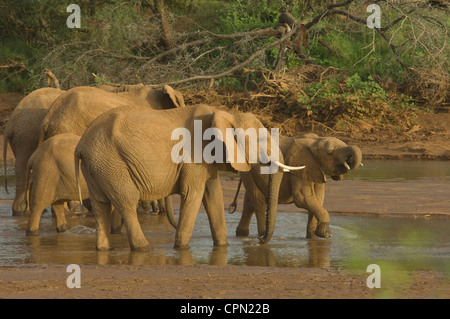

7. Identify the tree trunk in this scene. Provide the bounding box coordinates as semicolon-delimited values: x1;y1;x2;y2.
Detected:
154;0;175;51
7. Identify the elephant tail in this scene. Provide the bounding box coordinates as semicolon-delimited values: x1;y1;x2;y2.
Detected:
3;130;10;194
228;178;242;214
74;152;85;216
164;195;177;229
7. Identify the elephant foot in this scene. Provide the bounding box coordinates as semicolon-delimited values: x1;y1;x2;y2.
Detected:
174;243;190;250
236;227;249;237
306;231;319;239
110;228;122;234
315;222;332;238
56;224;69;233
96;246;114;251
26;229;40;236
131;243;153;252
213;240;229;247
12;210;24;216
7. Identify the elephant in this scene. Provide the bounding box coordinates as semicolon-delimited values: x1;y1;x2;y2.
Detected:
232;134;362;239
74;104;304;251
3;87;65;215
39;84;185;215
24;134;91;235
39;84;185;142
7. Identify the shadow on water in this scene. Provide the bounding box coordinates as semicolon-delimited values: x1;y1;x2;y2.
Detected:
0;160;449;272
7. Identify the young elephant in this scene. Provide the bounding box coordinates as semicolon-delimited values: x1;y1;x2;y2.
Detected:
25;134;90;235
75;104;302;251
233;134;362;239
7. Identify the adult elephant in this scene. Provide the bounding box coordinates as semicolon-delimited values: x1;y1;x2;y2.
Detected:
39;84;185;142
232;134;362;239
39;84;185;216
3;87;64;215
74;104;304;251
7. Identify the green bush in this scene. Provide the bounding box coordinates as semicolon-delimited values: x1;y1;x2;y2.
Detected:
295;72;416;124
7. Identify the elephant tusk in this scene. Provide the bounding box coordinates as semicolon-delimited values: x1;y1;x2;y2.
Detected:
274;160;305;172
343;161;351;170
360;163;364;167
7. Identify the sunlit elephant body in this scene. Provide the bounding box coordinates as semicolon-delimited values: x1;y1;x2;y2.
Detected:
25;134;90;235
75;104;293;251
235;134;362;239
39;84;185;214
3;87;64;215
39;84;185;142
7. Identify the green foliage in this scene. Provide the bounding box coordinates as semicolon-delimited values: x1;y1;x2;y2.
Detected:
294;72;416;125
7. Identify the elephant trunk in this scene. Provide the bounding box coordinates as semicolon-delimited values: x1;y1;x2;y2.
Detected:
345;145;362;169
259;165;284;244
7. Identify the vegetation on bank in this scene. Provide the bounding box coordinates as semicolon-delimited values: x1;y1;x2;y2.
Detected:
0;0;448;132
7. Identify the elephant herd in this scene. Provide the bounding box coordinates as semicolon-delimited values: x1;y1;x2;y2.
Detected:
3;84;362;251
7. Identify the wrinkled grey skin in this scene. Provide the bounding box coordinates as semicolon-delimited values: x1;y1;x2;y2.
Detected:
234;134;362;239
3;88;64;215
75;104;286;251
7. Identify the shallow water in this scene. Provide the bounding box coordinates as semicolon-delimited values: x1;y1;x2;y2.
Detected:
0;160;449;272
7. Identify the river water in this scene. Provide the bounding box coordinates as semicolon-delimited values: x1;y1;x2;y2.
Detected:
0;160;449;272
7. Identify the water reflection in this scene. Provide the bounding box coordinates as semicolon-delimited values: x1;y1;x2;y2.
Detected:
0;160;449;272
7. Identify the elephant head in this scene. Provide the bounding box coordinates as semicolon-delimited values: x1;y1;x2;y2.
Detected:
210;110;304;243
285;136;362;183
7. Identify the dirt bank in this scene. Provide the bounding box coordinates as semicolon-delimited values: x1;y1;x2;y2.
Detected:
0;264;448;299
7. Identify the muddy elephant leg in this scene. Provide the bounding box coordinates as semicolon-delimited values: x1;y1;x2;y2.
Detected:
53;202;69;233
12;154;29;215
236;192;255;237
306;184;325;238
110;208;123;234
202;175;228;247
26;202;48;236
306;212;318;239
157;198;166;213
174;184;205;249
91;199;113;251
115;198;152;251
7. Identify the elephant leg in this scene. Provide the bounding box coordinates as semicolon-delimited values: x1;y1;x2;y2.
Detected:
91;199;113;251
202;175;228;247
236;192;255;237
157;198;166;213
150;200;159;214
68;201;82;215
306;212;318;239
12;154;29;215
114;198;152;251
110;208;123;234
175;183;205;249
306;184;325;239
299;185;331;239
26;201;48;236
52;202;69;233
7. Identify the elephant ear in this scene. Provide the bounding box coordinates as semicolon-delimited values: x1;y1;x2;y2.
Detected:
211;110;251;172
285;139;326;183
162;85;186;108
